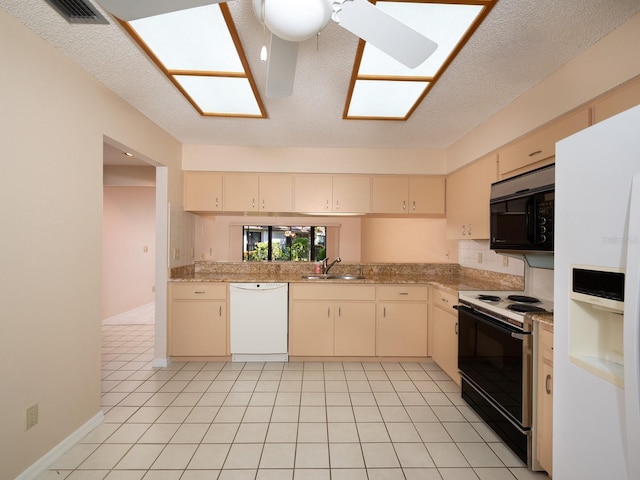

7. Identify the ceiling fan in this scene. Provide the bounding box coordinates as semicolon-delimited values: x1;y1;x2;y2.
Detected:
98;0;438;98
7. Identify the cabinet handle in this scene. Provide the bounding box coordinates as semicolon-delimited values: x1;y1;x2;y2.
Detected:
219;306;222;316
262;199;265;209
336;200;339;210
194;291;206;294
441;297;448;303
468;224;472;235
528;150;543;157
461;225;466;236
215;197;219;208
383;307;386;317
326;199;329;210
455;322;458;335
412;200;416;211
398;292;409;296
545;374;552;394
252;198;255;209
328;307;331;317
338;307;341;317
402;200;407;211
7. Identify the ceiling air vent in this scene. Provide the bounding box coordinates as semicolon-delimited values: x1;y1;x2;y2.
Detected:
44;0;109;24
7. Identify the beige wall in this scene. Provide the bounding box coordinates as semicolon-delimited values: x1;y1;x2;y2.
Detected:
102;186;156;319
0;9;182;480
361;218;458;263
183;145;447;175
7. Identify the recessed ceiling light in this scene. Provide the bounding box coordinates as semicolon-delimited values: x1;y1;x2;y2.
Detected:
122;152;135;157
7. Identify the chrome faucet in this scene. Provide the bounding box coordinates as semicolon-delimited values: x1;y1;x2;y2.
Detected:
322;257;341;274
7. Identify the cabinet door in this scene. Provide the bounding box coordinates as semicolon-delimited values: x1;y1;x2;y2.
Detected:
333;175;371;213
290;301;334;356
170;300;227;356
371;176;409;214
334;302;376;356
224;173;259;212
409;177;445;214
431;306;460;385
446;154;497;240
498;108;589;179
536;325;553;475
592;76;640;124
377;303;428;356
259;174;293;212
184;172;223;212
294;174;332;213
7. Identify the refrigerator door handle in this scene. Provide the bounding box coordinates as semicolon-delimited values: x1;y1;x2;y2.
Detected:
624;172;640;480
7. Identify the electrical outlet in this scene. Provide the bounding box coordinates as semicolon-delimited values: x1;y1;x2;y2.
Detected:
477;252;483;263
26;404;38;430
173;248;180;260
143;245;148;253
503;256;509;267
152;285;155;293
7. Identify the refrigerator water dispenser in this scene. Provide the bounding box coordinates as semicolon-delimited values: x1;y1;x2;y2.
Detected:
569;265;625;387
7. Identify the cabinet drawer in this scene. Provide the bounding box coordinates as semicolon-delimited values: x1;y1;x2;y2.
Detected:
432;288;458;314
538;323;554;363
291;283;376;301
377;285;429;301
171;283;227;300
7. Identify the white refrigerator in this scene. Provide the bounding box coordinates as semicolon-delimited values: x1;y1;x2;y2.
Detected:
554;104;640;480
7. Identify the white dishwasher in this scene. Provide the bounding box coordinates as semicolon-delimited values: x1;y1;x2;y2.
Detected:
229;283;288;362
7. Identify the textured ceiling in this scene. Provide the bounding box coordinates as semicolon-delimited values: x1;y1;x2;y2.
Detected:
2;0;640;150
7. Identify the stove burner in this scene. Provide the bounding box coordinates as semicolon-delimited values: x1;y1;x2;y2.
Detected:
507;295;540;303
507;303;547;313
478;294;501;302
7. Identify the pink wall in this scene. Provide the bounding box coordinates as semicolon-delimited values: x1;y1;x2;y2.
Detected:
102;186;156;319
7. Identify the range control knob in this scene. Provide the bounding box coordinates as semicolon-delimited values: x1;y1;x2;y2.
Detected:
540;217;547;225
539;226;547;234
539;234;547;243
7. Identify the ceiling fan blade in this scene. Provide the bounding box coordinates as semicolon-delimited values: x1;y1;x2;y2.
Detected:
335;0;438;69
266;35;298;98
98;0;229;21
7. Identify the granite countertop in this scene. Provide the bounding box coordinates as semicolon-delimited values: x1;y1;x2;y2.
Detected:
170;272;515;296
526;311;554;327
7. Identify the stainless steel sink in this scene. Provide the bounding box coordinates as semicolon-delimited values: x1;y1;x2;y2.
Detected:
300;274;365;280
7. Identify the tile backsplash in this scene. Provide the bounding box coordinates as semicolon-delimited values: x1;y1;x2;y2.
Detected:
458;239;525;276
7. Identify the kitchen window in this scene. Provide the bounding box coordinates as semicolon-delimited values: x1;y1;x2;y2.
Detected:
243;225;326;262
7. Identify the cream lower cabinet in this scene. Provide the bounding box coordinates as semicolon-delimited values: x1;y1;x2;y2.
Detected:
536;322;554;476
431;287;460;385
289;283;376;356
169;283;228;356
377;285;429;357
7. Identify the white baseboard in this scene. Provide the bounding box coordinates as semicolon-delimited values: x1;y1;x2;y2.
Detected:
16;411;104;480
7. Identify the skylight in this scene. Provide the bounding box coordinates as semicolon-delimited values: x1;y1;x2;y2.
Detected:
121;3;266;118
344;1;496;120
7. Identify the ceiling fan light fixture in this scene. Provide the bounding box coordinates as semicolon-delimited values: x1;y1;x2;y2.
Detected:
262;0;332;42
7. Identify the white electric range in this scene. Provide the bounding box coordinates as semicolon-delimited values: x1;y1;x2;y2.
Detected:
458;290;554;328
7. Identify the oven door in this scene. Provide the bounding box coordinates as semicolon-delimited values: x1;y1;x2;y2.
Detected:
457;304;531;427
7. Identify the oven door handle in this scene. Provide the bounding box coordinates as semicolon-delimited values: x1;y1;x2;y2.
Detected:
454;304;530;338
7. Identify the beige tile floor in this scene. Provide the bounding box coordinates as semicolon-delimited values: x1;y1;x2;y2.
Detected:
37;324;549;480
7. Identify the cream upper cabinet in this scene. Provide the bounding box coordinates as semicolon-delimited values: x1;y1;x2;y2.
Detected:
259;174;293;212
592;76;640;124
223;173;259;212
430;287;460;385
409;177;445;214
372;176;445;215
183;172;223;212
332;175;371;213
293;174;333;213
498;108;589;179
446;154;497;240
372;176;408;214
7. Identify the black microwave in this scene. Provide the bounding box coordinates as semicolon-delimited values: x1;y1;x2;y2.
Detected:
490;164;554;253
